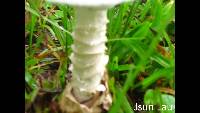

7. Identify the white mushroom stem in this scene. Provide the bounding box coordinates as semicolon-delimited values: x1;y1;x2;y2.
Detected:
47;0;133;107
69;7;109;102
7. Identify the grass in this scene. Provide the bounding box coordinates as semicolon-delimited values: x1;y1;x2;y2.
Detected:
25;0;175;113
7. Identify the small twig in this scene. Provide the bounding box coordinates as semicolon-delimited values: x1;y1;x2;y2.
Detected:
39;88;62;94
159;87;175;95
29;60;59;71
36;46;64;59
47;44;61;60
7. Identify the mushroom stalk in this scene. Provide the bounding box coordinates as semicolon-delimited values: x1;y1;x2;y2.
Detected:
70;7;109;102
47;0;133;112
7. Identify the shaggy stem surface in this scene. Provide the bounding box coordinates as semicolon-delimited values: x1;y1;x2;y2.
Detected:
69;7;109;102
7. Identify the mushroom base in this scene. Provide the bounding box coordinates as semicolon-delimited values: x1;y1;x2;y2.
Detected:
60;71;112;113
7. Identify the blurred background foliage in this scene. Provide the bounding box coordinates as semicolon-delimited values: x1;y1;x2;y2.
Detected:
25;0;175;113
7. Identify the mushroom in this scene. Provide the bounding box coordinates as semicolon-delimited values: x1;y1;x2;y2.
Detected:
47;0;133;113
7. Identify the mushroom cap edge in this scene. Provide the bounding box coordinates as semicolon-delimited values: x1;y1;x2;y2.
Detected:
46;0;133;8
